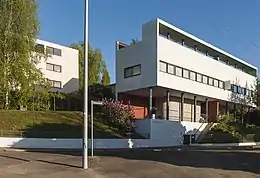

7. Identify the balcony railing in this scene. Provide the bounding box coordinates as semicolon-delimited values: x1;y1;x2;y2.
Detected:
159;33;256;76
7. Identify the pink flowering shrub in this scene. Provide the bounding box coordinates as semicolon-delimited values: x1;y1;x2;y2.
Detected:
102;99;135;134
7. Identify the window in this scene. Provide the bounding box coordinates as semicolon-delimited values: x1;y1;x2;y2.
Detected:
159;61;167;72
54;65;62;72
53;48;62;56
213;79;219;87
53;81;62;88
183;69;189;79
233;85;238;93
190;71;196;81
219;81;224;89
47;46;62;56
175;66;182;77
46;63;53;71
168;64;174;74
47;46;54;54
208;77;213;86
196;73;202;82
34;43;44;53
48;80;62;89
237;86;243;94
124;64;141;78
202;75;208;84
46;63;62;73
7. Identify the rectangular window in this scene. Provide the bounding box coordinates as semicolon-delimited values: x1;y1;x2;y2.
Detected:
124;64;141;78
47;46;54;55
168;64;175;74
183;69;189;79
53;48;62;56
219;81;224;89
48;80;62;89
47;46;62;56
46;63;53;71
213;79;219;87
190;71;196;81
34;43;44;53
46;63;62;73
233;85;238;93
196;73;202;82
175;66;182;77
208;77;213;86
159;61;167;72
202;75;208;84
237;86;243;94
53;81;62;88
54;65;62;72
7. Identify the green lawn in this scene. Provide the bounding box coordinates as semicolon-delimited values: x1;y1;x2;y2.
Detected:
0;110;142;139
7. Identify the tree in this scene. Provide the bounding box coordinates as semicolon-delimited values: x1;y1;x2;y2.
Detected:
101;68;110;85
0;0;49;109
70;42;110;89
252;77;260;107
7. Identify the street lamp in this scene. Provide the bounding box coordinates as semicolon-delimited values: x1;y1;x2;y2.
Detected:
83;0;89;169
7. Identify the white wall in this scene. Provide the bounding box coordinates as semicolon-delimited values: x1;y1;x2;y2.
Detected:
135;119;207;140
0;138;181;149
157;36;256;102
36;39;79;93
116;21;158;93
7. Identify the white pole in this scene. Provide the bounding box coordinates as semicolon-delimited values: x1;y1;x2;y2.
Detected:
83;0;89;169
91;100;94;157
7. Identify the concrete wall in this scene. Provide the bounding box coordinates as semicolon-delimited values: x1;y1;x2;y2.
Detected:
135;119;208;140
116;21;158;93
157;36;255;102
0;138;180;149
36;39;79;93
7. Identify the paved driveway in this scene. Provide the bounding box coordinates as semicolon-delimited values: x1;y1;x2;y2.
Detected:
0;147;260;178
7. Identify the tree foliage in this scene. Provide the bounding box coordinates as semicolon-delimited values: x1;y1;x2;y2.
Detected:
70;43;111;89
252;77;260;107
0;0;50;110
101;68;111;85
102;99;135;134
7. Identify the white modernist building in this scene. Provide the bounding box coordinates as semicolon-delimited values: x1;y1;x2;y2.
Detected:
35;39;79;93
116;18;258;122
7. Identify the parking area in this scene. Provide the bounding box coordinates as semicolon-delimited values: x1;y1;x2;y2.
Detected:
0;147;260;178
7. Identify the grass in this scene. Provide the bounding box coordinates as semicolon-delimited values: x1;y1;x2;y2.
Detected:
0;110;143;139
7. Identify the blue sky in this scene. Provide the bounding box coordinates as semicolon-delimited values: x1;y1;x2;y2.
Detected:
38;0;260;83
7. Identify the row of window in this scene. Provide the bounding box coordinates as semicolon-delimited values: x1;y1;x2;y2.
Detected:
160;33;257;77
34;43;62;57
124;64;141;78
159;61;225;89
231;84;252;97
48;79;62;89
46;63;62;73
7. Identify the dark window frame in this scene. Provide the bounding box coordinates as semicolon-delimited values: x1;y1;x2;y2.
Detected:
124;64;141;78
46;63;62;73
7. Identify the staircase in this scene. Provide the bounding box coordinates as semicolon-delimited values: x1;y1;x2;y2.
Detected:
195;122;216;143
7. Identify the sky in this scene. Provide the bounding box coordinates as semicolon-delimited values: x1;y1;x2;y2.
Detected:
38;0;260;83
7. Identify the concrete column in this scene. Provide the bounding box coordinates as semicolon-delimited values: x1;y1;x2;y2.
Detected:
180;93;184;121
205;98;209;122
234;104;237;122
208;101;219;122
194;96;197;122
225;102;228;114
149;87;153;115
166;90;170;120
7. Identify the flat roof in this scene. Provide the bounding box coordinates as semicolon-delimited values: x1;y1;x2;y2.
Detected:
156;18;257;70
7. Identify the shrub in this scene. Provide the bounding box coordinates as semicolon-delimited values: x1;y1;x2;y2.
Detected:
102;99;135;134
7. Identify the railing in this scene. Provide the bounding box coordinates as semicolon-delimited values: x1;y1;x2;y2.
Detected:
159;33;255;76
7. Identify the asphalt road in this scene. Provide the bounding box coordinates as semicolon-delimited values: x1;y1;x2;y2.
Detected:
0;147;260;178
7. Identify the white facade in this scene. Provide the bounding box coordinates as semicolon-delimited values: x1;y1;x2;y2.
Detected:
36;39;79;93
116;18;258;121
116;18;257;103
